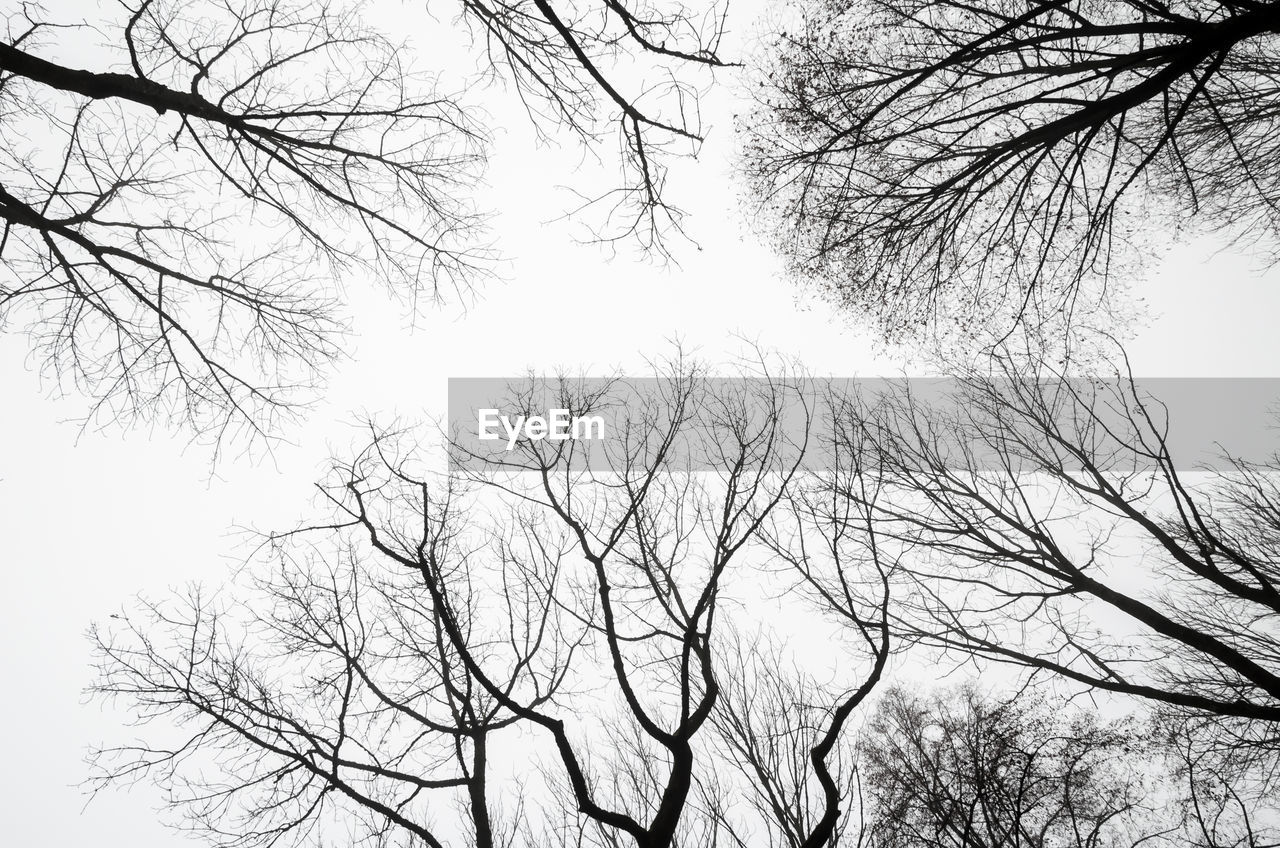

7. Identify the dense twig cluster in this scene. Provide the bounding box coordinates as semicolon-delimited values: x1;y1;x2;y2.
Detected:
744;0;1280;338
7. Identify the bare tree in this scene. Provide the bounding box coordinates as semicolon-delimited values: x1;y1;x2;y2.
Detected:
743;0;1280;338
800;347;1280;844
90;364;892;848
830;356;1280;720
90;481;565;848
1;0;490;439
0;0;730;440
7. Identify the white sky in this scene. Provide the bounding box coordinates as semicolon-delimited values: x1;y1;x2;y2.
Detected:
2;0;1280;844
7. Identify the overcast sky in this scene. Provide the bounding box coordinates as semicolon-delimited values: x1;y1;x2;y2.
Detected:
3;1;1280;844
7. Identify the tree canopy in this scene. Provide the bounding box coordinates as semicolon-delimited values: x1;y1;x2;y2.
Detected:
0;0;729;440
744;0;1280;338
90;358;1280;848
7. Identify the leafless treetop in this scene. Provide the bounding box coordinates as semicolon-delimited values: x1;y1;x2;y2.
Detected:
0;0;732;444
744;0;1280;339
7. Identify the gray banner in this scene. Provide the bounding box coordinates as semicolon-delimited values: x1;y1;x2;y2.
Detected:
447;377;1280;473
